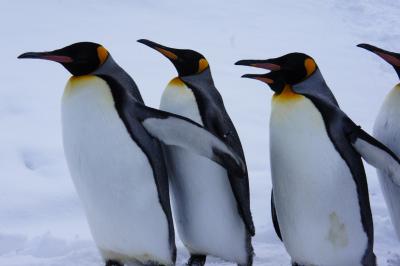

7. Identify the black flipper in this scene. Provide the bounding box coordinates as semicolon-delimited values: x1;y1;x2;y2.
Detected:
181;72;255;237
137;104;246;178
188;254;207;266
105;260;123;266
211;107;255;237
271;189;282;241
346;119;400;186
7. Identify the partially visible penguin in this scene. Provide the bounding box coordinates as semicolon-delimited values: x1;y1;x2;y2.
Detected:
236;61;338;244
358;43;400;240
138;39;254;266
236;53;400;266
18;42;246;266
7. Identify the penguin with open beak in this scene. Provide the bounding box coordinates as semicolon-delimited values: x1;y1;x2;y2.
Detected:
358;43;400;241
138;39;254;266
236;53;400;266
18;42;246;266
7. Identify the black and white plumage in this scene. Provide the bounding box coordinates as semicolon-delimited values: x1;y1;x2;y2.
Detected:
358;43;400;240
237;53;400;266
19;42;245;266
138;39;254;266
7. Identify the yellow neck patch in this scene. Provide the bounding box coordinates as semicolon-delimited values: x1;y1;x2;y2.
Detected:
394;83;400;92
273;85;303;102
97;46;109;65
304;58;316;77
64;75;96;97
198;58;209;73
168;77;185;87
68;75;94;84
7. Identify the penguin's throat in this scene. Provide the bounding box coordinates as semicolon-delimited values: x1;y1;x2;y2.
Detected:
64;75;97;96
69;75;94;83
273;85;303;102
168;77;186;88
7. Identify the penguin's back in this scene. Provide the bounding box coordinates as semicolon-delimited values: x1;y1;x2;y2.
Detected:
62;76;172;265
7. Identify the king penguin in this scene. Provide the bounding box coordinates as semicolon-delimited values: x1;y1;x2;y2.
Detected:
358;43;400;240
137;39;254;266
18;42;246;266
236;53;400;266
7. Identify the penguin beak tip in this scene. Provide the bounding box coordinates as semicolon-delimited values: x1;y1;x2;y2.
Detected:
18;52;35;59
137;39;158;49
235;60;253;66
357;43;368;49
356;43;376;53
235;60;244;66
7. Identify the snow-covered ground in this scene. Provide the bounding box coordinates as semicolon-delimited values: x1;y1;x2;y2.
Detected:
1;0;400;265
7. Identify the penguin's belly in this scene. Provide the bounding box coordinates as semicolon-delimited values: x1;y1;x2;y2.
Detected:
373;84;400;240
160;81;248;264
270;96;367;266
61;76;171;264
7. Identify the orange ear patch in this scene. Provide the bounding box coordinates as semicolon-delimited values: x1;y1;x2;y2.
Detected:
198;58;209;73
97;46;109;65
273;85;303;102
304;58;317;77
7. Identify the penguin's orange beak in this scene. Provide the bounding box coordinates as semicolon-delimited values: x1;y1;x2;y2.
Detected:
235;59;281;71
241;73;274;84
240;70;285;93
137;39;178;60
18;51;73;63
357;43;400;67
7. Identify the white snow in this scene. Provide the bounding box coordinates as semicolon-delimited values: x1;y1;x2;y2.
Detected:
1;0;400;265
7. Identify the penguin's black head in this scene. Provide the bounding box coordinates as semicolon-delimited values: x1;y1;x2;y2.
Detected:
236;53;317;85
18;42;109;76
138;39;209;77
357;43;400;79
241;70;286;93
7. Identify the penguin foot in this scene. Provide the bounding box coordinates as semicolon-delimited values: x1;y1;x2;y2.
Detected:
238;262;252;266
292;263;304;266
147;262;166;266
187;254;206;266
106;259;123;266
